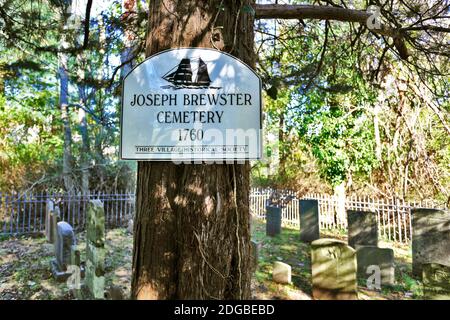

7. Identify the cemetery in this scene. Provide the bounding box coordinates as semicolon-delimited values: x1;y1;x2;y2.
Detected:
1;191;449;300
0;0;449;305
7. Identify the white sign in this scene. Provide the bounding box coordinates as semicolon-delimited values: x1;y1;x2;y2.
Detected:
120;48;262;161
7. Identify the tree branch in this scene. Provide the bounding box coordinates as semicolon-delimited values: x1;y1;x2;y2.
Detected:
254;4;402;37
82;0;93;49
253;4;415;59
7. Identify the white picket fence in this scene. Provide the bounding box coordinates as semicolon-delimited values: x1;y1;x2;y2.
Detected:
250;188;447;243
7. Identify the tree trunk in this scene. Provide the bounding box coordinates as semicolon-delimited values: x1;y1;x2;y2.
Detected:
278;110;286;178
120;0;137;79
59;4;75;193
77;91;90;194
131;0;255;300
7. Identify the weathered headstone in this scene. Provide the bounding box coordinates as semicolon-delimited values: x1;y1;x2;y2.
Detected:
85;199;105;299
52;207;61;245
127;219;134;234
311;238;358;300
45;201;60;243
106;285;125;300
266;206;282;237
299;200;320;243
347;210;378;248
250;240;259;273
50;221;77;282
45;200;54;242
411;208;450;278
422;263;450;300
273;261;291;284
356;246;395;286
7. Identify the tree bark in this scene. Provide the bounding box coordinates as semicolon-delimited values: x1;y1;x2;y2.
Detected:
120;0;137;79
131;0;255;299
253;4;399;38
59;3;75;193
278;111;286;178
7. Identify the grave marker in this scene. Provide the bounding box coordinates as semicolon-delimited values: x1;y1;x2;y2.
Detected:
266;206;282;237
356;246;395;286
85;200;106;299
411;208;450;278
45;200;60;243
311;238;358;300
50;221;77;282
299;200;320;243
272;262;291;284
422;263;450;300
347;210;378;248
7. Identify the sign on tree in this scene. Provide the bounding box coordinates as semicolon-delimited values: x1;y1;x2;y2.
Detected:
120;48;262;161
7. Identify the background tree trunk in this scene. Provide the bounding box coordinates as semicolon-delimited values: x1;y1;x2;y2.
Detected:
58;3;75;193
278;110;286;178
131;0;255;299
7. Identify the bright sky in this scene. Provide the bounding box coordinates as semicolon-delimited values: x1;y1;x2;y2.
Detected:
69;0;115;18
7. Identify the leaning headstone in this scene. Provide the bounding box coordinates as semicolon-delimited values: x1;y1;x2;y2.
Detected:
50;221;77;282
347;210;378;248
45;201;60;243
311;238;358;300
299;200;320;243
356;246;395;286
85;200;106;299
51;207;61;245
45;200;54;242
422;263;450;300
250;240;259;273
126;219;134;234
411;208;450;278
266;205;282;236
272;261;291;284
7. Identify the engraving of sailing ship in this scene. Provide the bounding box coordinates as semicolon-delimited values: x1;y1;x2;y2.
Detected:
161;57;221;89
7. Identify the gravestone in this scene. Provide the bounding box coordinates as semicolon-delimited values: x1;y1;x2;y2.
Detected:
311;238;358;300
106;285;125;300
347;210;378;248
299;200;320;243
45;201;60;243
411;208;450;278
50;221;77;282
422;263;450;300
266;206;282;237
356;246;395;286
250;240;259;273
273;262;291;284
85;199;106;299
127;219;134;234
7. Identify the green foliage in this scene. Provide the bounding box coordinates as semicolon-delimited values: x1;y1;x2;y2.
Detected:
0;91;63;190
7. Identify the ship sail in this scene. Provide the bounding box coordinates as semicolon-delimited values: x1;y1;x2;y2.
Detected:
163;57;212;87
163;58;192;85
194;58;211;86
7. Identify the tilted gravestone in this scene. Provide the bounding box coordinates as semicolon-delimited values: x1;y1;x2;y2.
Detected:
50;221;77;282
127;219;134;234
266;206;282;237
85;199;106;299
45;201;60;243
250;240;259;273
299;200;320;243
422;263;450;300
272;261;291;284
356;246;395;286
347;210;378;248
311;238;358;300
411;208;450;278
